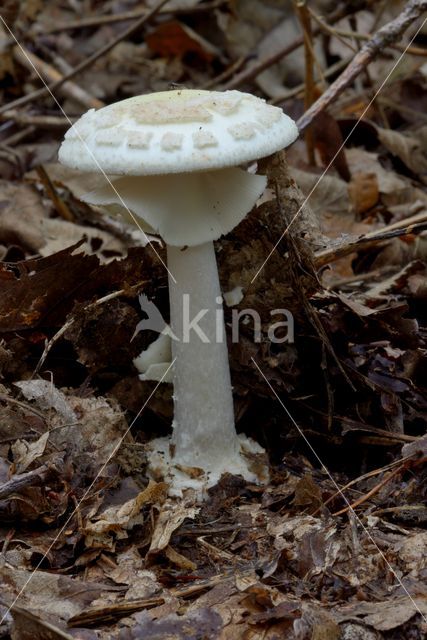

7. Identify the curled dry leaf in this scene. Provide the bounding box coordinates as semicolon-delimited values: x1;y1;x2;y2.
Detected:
11;431;49;474
148;498;199;556
84;481;168;550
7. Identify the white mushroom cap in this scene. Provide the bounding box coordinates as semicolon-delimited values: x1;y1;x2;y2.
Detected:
58;89;298;175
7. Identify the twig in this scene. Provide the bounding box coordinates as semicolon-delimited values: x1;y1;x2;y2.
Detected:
12;45;104;111
271;56;350;104
0;111;72;129
219;5;362;90
44;0;226;33
297;0;427;132
333;464;404;516
294;1;316;164
309;6;427;56
328;266;396;289
314;210;427;268
220;34;306;90
0;394;46;420
308;7;357;54
0;463;58;500
68;567;256;626
1;125;35;145
313;455;413;516
0;0;171;116
202;55;248;90
35;166;74;222
377;96;427;121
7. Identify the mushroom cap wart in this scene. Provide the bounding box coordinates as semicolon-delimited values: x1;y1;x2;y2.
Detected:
58;89;298;175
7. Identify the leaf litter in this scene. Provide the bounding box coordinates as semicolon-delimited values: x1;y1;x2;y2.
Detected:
0;0;426;638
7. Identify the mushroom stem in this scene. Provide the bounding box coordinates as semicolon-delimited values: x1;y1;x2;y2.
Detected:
167;241;238;469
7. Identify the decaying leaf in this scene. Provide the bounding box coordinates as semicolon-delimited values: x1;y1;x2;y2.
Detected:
11;431;49;474
0;2;426;639
84;481;168;549
119;607;223;640
377;125;427;183
148;498;199;556
337;597;427;632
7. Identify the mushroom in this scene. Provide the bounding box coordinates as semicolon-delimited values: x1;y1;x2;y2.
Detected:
58;89;298;493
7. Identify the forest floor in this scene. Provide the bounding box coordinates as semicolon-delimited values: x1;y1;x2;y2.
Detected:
0;1;426;638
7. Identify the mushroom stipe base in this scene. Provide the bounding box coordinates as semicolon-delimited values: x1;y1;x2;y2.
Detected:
146;433;269;497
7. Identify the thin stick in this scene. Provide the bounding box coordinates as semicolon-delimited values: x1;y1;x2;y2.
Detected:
44;0;226;33
313;455;413;515
219;5;362;91
35;165;74;222
309;6;427;56
202;56;248;90
0;463;57;500
294;1;316;164
271;56;350;104
0;111;72;129
333;465;404;516
297;0;427;133
220;34;306;90
314;210;427;268
0;0;171;116
1;125;35;145
12;45;103;110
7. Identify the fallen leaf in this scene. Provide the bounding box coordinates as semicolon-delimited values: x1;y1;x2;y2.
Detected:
148;499;199;555
377;125;427;183
11;431;49;474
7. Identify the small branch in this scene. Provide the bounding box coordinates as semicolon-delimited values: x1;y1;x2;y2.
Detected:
12;45;103;111
43;0;226;33
333;465;404;516
202;55;248;90
272;56;350;104
294;1;316;164
219;5;364;91
297;0;427;133
35;166;74;222
314;210;427;268
0;110;73;129
309;5;427;56
1;125;35;146
221;34;306;91
0;463;59;500
0;0;171;116
313;455;413;516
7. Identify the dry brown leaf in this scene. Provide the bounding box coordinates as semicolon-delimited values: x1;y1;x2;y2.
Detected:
0;181;47;252
0;565;104;623
149;498;199;556
337;597;427;632
348;173;380;216
84;481;168;549
164;545;197;571
377;125;427;183
293;473;323;512
0;242;98;332
146;20;220;61
9;605;75;640
346;148;427;208
120;607;223;640
11;431;49;474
